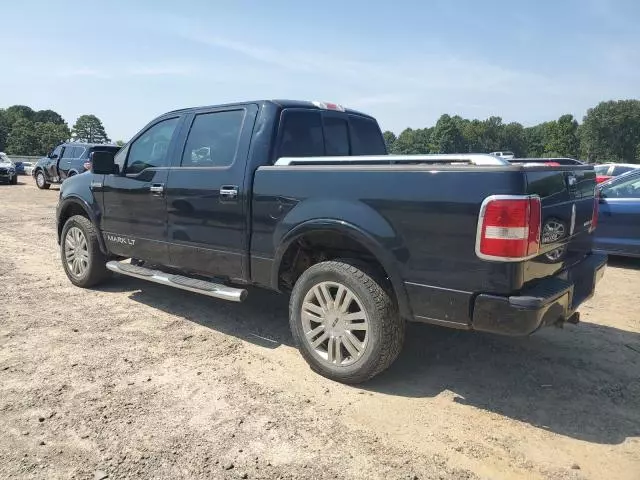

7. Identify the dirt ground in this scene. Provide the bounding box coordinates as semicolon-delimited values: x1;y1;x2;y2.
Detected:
0;180;638;480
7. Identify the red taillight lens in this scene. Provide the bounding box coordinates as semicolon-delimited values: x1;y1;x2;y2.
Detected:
596;175;611;184
590;187;599;232
476;196;541;261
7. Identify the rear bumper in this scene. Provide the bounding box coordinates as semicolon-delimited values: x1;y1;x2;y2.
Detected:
472;253;607;336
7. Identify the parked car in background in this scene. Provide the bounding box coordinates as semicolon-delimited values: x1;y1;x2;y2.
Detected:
508;157;585;166
33;142;121;189
19;162;35;175
0;152;18;185
594;169;640;258
490;151;515;159
593;163;639;184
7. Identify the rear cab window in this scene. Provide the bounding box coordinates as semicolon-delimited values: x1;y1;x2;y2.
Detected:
276;109;386;161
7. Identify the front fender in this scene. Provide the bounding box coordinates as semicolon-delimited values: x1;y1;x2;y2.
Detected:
272;199;412;319
56;195;107;254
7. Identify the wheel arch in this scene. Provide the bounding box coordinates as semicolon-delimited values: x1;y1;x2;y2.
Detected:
57;197;107;254
272;219;412;320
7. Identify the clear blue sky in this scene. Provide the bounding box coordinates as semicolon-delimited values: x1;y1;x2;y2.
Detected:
1;0;639;140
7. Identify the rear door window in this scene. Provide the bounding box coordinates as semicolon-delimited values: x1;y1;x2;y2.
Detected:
278;110;324;158
349;115;386;155
181;110;245;167
61;146;75;159
323;116;350;156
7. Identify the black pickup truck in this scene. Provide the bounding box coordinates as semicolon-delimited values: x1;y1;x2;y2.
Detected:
56;100;606;383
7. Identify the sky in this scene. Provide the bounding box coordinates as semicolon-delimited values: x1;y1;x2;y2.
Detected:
1;0;639;141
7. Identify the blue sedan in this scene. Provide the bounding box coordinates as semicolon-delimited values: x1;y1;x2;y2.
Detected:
594;169;640;258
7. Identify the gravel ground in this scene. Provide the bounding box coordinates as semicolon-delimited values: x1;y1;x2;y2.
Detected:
1;180;639;480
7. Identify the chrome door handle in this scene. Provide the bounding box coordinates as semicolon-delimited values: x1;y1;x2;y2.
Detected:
150;183;165;195
220;186;239;201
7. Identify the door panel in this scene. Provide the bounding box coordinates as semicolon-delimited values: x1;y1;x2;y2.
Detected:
597;199;640;255
166;105;258;281
596;172;640;256
100;116;182;264
48;146;64;179
58;146;75;180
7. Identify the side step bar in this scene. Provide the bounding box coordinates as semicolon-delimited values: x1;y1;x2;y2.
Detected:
106;261;248;302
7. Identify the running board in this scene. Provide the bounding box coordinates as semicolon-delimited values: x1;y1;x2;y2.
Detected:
105;261;248;302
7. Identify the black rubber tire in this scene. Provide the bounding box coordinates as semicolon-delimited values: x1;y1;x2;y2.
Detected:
10;175;18;185
289;260;405;384
60;215;111;288
35;170;50;189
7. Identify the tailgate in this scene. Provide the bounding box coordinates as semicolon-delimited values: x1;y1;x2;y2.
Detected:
522;166;597;284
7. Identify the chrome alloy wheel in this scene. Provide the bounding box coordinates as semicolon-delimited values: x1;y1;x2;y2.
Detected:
301;281;369;366
64;226;89;277
36;172;45;187
542;219;567;261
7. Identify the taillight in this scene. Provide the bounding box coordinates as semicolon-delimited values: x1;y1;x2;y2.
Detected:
476;195;541;261
590;187;599;232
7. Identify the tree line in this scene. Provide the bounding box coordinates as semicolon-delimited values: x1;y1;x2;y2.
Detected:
3;99;639;161
0;105;112;156
383;99;640;163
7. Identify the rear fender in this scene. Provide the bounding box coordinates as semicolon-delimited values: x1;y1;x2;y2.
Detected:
272;199;412;319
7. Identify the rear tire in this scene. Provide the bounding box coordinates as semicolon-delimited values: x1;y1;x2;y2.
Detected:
60;215;111;288
289;260;404;384
35;171;50;189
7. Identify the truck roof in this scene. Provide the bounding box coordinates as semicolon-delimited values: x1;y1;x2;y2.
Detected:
165;99;374;119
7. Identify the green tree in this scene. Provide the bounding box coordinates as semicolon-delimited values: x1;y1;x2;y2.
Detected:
462;119;486;152
36;122;70;154
431;114;466;153
72;114;110;143
115;140;126;147
0;110;9;152
6;119;40;155
481;116;504;152
544;114;579;158
5;105;35;125
502;122;526;157
580;100;640;162
524;123;548;157
392;127;432;154
382;131;397;152
34;109;66;125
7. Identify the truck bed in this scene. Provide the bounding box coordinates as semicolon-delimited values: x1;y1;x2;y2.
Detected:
251;160;598;329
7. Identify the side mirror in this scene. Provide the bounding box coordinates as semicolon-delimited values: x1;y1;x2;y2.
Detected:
49;154;58;159
90;151;116;175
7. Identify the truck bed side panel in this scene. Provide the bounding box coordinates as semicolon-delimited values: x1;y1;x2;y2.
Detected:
251;166;527;325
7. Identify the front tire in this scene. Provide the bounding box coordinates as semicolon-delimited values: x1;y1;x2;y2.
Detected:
289;260;405;384
60;215;110;287
35;171;50;189
10;175;18;185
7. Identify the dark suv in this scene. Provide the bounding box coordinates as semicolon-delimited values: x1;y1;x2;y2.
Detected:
33;142;120;189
